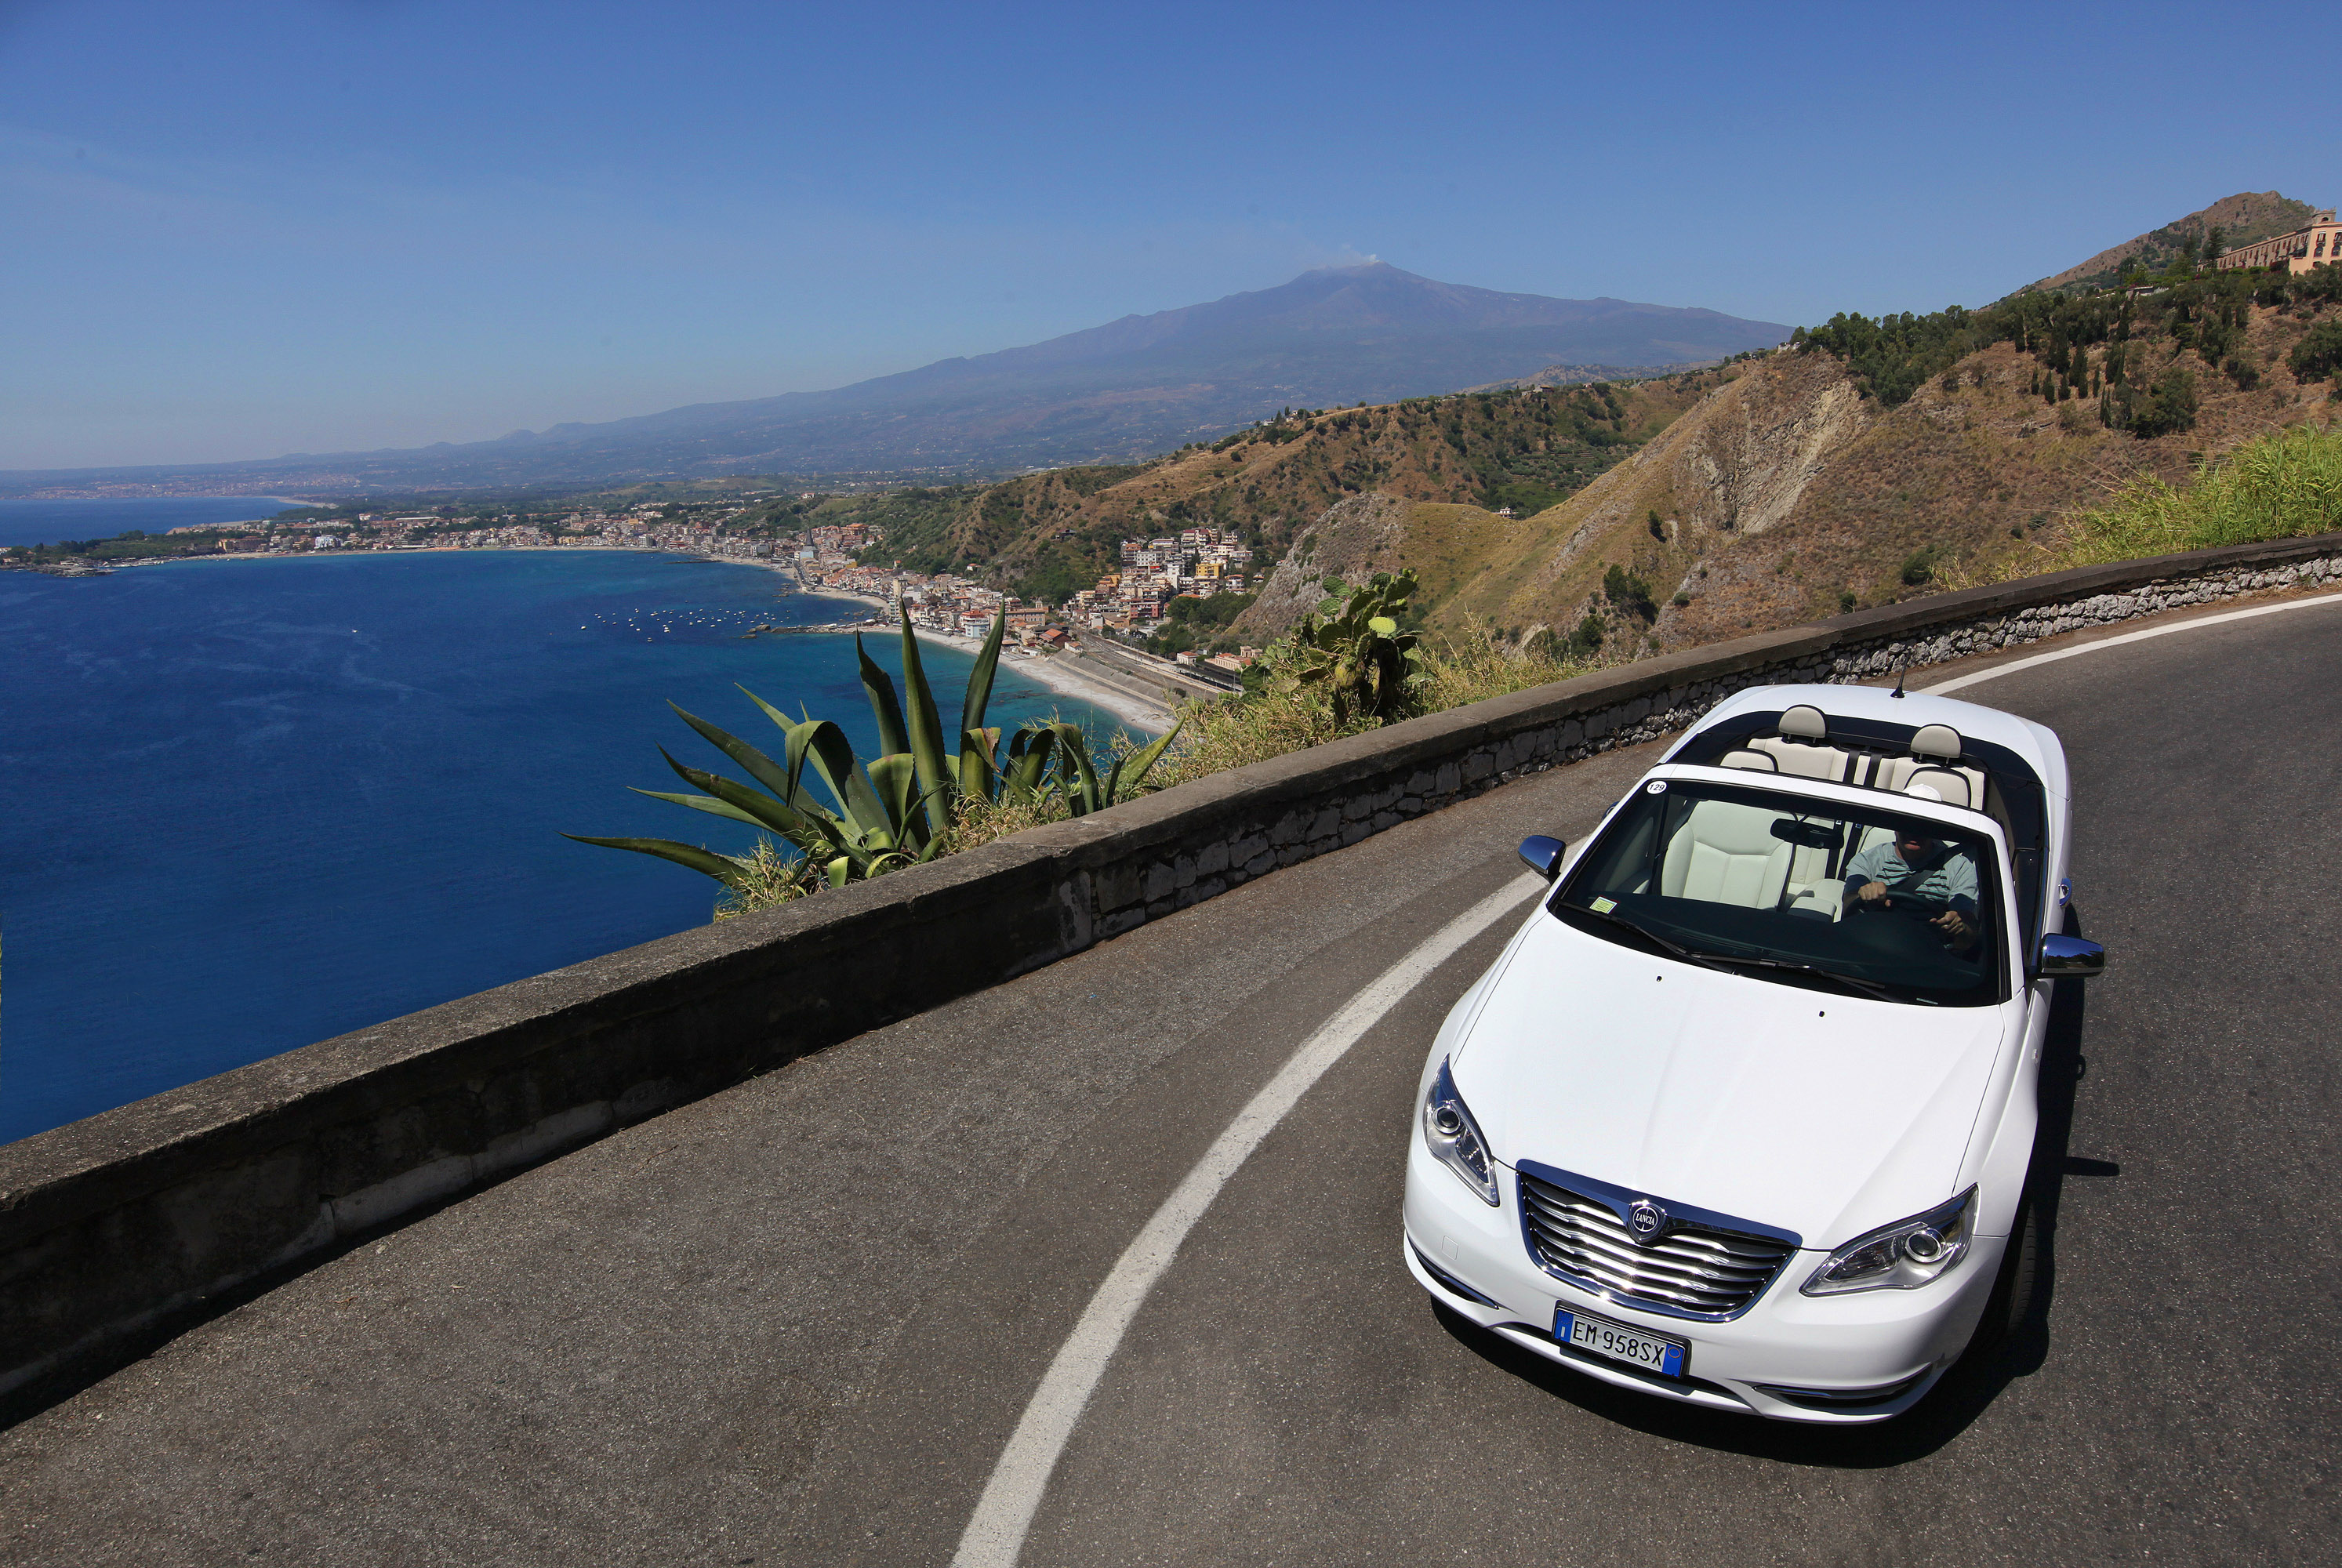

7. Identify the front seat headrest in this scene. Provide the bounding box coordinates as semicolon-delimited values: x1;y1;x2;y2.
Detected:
1779;705;1828;741
1911;724;1962;760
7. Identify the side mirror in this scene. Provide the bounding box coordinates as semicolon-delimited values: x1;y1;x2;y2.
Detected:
2037;933;2106;980
1517;835;1567;881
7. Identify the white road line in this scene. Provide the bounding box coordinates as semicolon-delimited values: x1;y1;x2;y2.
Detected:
951;873;1545;1568
1919;587;2342;695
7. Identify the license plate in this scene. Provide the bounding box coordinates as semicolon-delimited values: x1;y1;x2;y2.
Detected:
1555;1307;1687;1377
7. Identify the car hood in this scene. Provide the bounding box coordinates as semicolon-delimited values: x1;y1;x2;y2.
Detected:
1451;913;2011;1248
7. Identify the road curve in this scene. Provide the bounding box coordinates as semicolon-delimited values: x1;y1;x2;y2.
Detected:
4;592;2338;1566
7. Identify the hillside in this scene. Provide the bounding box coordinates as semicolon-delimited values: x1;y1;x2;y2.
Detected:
2030;191;2317;294
1227;263;2341;661
2;264;1786;499
828;371;1734;605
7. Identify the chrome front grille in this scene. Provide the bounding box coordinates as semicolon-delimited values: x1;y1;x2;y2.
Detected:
1520;1171;1795;1319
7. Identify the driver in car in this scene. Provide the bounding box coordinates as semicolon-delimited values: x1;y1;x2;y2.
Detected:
1843;826;1981;950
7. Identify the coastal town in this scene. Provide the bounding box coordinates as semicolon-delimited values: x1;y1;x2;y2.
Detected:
6;497;1267;686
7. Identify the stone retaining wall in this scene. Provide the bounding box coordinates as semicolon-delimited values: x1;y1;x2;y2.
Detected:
5;531;2337;1400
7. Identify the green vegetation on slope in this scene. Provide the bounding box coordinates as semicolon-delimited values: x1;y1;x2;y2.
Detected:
1795;261;2342;414
2042;425;2342;568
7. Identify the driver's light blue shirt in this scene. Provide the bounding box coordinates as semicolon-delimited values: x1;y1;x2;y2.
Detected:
1845;842;1978;915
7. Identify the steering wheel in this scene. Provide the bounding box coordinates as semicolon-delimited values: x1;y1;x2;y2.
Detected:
1857;889;1956;920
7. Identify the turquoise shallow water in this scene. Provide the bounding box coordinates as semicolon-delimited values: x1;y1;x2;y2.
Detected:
0;549;1121;1142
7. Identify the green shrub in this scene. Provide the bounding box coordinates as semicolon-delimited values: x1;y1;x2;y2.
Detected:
1603;563;1658;622
2290;320;2342;383
2044;425;2342;568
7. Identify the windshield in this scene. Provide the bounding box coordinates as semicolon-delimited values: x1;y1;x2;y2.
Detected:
1554;778;2008;1007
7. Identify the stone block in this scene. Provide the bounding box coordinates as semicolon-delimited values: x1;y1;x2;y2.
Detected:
1094;862;1142;912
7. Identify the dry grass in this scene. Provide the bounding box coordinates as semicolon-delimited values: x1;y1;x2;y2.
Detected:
934;789;1072;855
1144;630;1592;794
711;837;826;921
1149;687;1371;790
1414;629;1593;708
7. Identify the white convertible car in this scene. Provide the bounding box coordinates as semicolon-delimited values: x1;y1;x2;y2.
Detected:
1402;684;2105;1423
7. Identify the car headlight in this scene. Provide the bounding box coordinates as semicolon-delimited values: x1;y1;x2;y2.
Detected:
1422;1058;1500;1206
1801;1188;1977;1296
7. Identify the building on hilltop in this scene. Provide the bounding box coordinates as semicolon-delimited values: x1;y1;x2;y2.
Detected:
2217;210;2341;274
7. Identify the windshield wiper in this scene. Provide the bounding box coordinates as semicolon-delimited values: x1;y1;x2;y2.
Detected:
1564;903;1734;975
1705;954;1901;1003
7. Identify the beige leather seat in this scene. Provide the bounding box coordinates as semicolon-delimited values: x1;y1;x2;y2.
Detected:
1746;704;1856;782
1661;800;1792;908
1872;723;1986;809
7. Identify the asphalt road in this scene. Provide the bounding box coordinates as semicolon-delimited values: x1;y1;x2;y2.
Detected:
4;593;2337;1566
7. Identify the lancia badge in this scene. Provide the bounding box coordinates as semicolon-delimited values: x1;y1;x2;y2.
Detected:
1628;1200;1666;1242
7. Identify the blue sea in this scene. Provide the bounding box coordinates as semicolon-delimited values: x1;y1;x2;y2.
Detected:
0;495;302;547
0;544;1125;1142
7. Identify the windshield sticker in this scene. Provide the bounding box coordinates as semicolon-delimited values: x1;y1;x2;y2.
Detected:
1646;781;1667;794
1590;897;1618;913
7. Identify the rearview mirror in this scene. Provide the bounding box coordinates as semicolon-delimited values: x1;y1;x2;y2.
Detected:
2037;933;2106;980
1517;835;1566;881
1769;818;1838;848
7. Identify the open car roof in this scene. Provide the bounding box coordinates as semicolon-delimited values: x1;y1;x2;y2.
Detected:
1665;685;2053;956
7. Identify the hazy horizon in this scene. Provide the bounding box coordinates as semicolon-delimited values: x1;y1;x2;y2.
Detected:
4;0;2334;470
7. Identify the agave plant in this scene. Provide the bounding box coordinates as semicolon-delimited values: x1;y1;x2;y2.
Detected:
1021;721;1182;817
1286;568;1425;725
570;606;1178;893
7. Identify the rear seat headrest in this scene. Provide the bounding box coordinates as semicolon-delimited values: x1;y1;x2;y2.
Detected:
1911;724;1962;760
1778;705;1828;741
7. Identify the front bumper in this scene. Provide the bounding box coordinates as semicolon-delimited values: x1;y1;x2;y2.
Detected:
1403;1140;2004;1424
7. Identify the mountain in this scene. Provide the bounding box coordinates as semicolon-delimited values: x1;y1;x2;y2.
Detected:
1;265;1788;498
2028;191;2318;295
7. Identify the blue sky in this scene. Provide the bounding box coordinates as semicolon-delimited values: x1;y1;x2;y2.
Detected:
4;0;2336;470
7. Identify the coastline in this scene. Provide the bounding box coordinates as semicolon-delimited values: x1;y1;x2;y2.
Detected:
136;545;1179;733
729;560;1176;732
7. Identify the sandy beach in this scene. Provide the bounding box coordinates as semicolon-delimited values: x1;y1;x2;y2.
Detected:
727;560;1180;731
